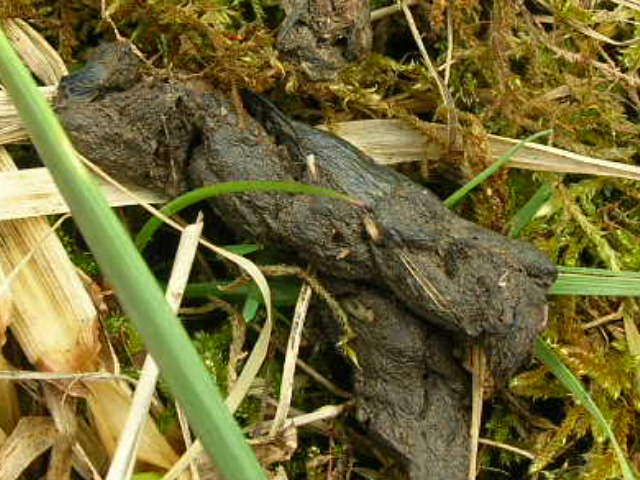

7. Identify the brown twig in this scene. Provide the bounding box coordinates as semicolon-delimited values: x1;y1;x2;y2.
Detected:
398;0;459;151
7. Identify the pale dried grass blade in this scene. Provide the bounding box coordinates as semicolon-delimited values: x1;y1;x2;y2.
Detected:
0;19;61;146
0;214;70;300
259;403;347;432
0;148;179;469
1;18;67;84
487;134;640;180
43;385;77;479
86;382;179;470
0;416;58;480
165;213;204;311
0;355;19;434
162;242;274;477
478;438;535;460
0;85;57;144
444;5;453;86
468;345;485;480
72;444;104;480
0;370;133;383
0;271;11;342
270;281;313;436
106;214;203;480
370;0;418;21
175;396;198;480
0;149;99;373
0;167;168;221
0;286;19;434
287;403;346;427
319;119;432;165
171;215;205;480
0;268;9;314
321;119;640;181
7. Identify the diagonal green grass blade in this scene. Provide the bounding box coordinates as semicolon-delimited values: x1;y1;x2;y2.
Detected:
134;180;360;252
444;129;552;208
508;182;553;238
553;267;640;296
535;338;637;480
0;29;266;479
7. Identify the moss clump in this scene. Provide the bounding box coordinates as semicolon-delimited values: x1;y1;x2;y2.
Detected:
192;325;233;394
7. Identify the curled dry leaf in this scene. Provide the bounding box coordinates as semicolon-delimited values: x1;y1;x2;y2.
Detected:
0;416;57;480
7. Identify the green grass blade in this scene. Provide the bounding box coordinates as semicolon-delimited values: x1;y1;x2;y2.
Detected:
0;29;266;479
222;243;262;256
535;338;637;480
508;182;553;238
444;129;552;208
242;296;261;321
185;278;300;306
552;267;640;296
135;181;361;252
557;266;640;278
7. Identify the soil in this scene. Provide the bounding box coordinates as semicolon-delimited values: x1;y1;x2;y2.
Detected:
56;42;557;479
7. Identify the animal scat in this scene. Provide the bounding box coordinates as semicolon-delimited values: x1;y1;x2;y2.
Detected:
55;46;557;479
58;42;144;104
56;57;556;379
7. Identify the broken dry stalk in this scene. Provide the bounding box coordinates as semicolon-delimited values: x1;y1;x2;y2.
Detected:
468;346;486;480
270;279;313;436
106;214;204;480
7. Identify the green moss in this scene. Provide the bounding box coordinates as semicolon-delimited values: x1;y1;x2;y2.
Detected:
192;325;234;394
57;226;100;277
104;314;146;363
484;404;529;469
